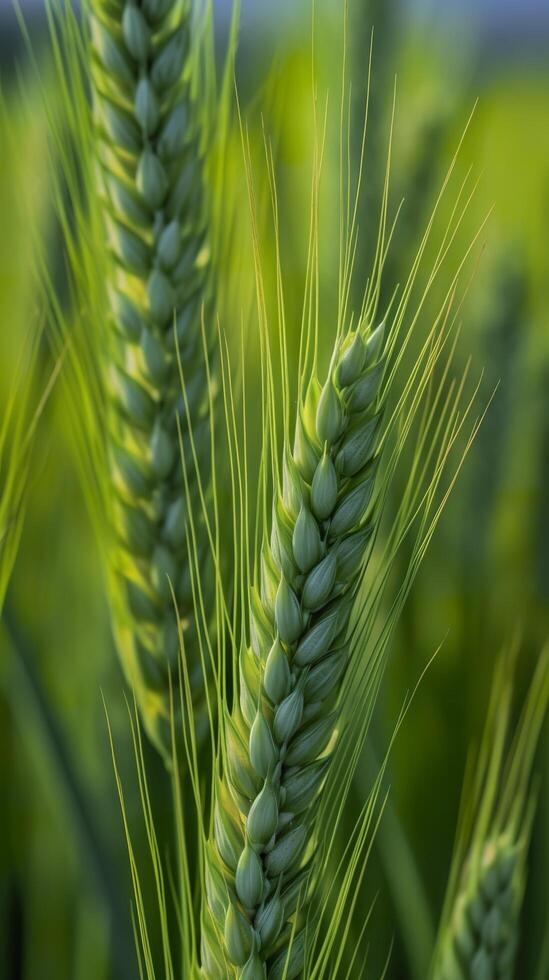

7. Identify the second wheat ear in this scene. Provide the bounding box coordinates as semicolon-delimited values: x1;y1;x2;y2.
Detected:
432;650;549;980
89;0;214;760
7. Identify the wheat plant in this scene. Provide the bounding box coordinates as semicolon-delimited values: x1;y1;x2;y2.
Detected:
198;316;484;980
37;0;238;765
432;649;548;980
201;314;390;978
87;0;216;760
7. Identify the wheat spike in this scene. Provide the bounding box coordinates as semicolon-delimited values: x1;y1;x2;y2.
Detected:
433;649;548;980
201;318;387;978
436;835;524;980
89;0;213;758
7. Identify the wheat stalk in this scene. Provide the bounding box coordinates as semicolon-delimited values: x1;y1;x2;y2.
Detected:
89;0;213;759
200;317;387;978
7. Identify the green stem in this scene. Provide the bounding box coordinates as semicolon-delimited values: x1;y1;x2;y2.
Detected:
2;604;136;980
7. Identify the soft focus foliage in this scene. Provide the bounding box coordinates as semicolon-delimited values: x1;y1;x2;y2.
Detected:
0;2;547;979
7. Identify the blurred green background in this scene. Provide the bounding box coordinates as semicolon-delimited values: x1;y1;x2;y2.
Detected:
0;1;547;978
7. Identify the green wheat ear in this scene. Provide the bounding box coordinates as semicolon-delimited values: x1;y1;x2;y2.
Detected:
89;0;214;758
201;317;388;979
432;648;548;980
